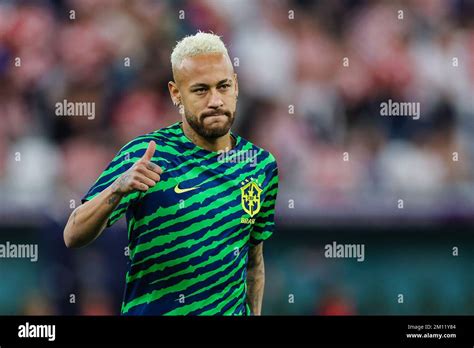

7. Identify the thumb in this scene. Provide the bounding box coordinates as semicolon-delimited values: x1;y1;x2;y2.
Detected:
142;141;156;161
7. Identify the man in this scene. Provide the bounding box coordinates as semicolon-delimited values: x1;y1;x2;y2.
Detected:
63;32;279;316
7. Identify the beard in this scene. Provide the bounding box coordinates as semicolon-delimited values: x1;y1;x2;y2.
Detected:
185;108;235;139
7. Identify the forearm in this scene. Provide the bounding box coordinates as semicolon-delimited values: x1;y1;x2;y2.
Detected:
64;140;162;249
246;243;265;315
63;184;124;248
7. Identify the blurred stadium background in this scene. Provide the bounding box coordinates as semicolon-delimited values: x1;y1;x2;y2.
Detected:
0;0;473;315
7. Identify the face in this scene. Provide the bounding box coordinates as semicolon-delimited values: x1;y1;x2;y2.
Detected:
169;53;238;139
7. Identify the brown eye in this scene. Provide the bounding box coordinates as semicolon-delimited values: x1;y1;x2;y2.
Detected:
194;88;206;94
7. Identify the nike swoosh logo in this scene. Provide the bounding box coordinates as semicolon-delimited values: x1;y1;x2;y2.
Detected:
174;184;201;194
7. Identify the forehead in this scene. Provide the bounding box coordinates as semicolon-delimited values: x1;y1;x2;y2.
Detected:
175;53;234;86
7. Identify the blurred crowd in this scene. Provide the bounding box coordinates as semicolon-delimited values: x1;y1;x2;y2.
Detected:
0;0;474;219
0;0;474;315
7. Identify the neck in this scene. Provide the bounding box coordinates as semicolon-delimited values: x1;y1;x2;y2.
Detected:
182;120;234;152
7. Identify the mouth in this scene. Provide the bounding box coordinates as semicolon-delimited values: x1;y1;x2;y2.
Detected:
202;112;231;124
203;113;228;119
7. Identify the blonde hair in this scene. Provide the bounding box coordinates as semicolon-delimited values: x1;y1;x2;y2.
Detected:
171;32;230;73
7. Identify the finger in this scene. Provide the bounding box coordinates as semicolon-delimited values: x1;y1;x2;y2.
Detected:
145;161;163;175
141;141;156;162
136;166;161;182
132;181;149;192
135;173;156;188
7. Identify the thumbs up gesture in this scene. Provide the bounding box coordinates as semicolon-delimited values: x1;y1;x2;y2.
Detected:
111;141;163;194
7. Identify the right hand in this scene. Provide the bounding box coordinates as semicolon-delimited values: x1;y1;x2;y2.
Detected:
111;141;163;195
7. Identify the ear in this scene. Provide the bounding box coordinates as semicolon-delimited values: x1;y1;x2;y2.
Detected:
234;73;239;98
168;81;181;106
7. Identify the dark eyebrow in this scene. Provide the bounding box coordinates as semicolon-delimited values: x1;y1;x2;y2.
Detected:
189;83;208;90
189;79;231;90
216;79;232;85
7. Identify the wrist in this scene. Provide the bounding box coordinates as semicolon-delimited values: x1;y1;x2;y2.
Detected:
107;183;125;205
110;178;126;196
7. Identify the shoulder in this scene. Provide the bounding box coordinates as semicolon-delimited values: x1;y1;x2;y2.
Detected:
118;122;181;156
237;135;278;169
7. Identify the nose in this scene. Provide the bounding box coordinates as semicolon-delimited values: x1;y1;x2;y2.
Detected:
207;88;224;109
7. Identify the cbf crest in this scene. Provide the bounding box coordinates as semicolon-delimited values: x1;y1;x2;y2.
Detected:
240;178;262;218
